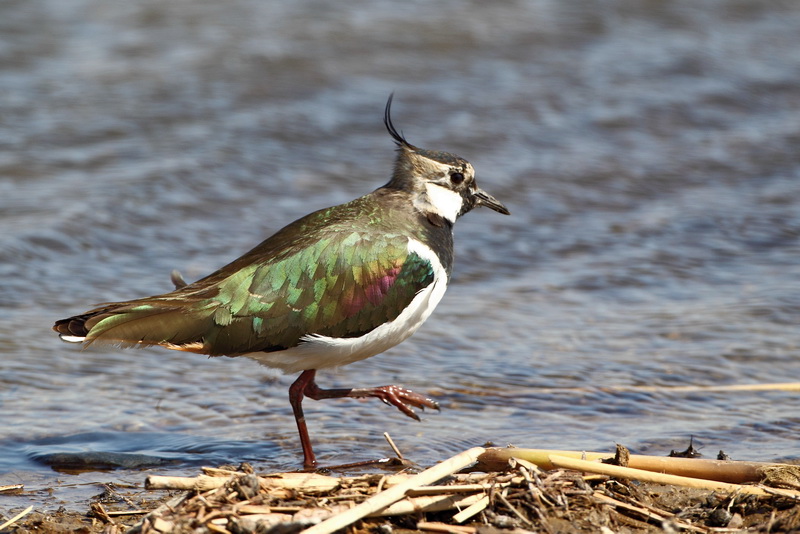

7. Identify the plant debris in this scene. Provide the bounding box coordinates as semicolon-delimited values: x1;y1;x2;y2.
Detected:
4;446;800;533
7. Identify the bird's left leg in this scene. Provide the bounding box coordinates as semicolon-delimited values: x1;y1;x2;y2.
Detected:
303;377;440;421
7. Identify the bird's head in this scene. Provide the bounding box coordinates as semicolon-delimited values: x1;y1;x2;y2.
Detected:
382;95;510;225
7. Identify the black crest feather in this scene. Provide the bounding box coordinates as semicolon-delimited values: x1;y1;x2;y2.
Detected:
384;94;416;150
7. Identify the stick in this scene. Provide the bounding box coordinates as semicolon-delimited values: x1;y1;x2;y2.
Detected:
452;495;490;524
146;475;228;491
476;447;792;484
608;382;800;393
145;472;339;493
496;491;533;527
417;521;477;534
383;432;404;459
529;382;800;394
548;454;782;496
0;506;34;531
373;493;483;517
407;483;506;495
202;467;248;477
259;472;341;493
592;493;706;533
127;493;191;534
105;509;150;516
90;503;116;525
302;447;486;534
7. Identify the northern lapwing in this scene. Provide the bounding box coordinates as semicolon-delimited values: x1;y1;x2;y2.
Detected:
53;95;510;468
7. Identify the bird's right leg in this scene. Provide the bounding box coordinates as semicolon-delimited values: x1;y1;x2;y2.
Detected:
288;370;320;469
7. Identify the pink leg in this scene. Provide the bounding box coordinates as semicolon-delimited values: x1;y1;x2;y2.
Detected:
304;381;439;421
288;370;320;469
288;370;439;468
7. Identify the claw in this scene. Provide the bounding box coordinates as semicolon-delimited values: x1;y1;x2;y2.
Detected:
360;384;439;421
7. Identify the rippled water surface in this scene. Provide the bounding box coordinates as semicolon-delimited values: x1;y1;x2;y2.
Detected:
2;0;800;511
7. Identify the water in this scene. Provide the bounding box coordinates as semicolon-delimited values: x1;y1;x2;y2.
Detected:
2;0;800;511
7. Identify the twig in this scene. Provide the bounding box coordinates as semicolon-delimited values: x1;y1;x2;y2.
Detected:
105;509;150;516
0;484;24;493
146;475;229;491
477;447;794;484
126;493;191;534
417;521;477;533
512;458;557;511
383;432;404;459
529;382;800;394
302;447;486;534
452;495;490;524
259;472;341;493
759;486;800;500
374;493;484;517
407;483;507;495
0;505;34;531
593;493;706;533
102;482;141;513
90;503;116;525
202;467;247;477
548;454;784;496
496;491;534;527
235;504;272;515
206;521;232;534
146;472;339;493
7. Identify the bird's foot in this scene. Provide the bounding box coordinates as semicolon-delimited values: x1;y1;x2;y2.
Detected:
347;385;440;421
300;374;439;420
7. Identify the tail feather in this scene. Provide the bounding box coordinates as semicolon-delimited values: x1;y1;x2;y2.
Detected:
54;308;112;340
53;300;217;352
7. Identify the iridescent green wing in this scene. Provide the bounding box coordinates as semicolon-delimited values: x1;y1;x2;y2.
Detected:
198;231;434;354
66;188;447;355
79;230;435;355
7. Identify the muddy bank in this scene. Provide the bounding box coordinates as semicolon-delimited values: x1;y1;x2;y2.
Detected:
4;447;800;533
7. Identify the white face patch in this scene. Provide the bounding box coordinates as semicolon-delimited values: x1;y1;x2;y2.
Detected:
424;182;463;223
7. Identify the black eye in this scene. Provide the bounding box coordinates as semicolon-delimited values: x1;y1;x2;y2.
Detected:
450;172;465;185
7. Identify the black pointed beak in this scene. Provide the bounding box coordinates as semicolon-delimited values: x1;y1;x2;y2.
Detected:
474;188;510;215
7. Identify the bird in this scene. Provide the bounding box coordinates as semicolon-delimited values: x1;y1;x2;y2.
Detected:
53;95;510;468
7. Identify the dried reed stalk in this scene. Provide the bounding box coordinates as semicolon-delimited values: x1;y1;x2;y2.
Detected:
302;446;486;534
477;447;796;484
145;472;340;493
548;454;795;497
375;493;484;517
530;382;800;394
417;520;477;533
